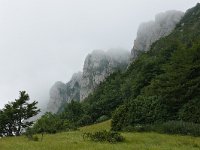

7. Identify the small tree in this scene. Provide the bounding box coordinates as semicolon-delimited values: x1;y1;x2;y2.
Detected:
13;91;40;136
3;103;16;136
32;112;66;141
0;91;40;136
62;100;83;123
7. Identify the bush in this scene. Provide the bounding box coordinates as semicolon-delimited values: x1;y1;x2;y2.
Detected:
121;125;135;132
178;98;200;123
32;112;69;134
25;127;39;141
96;115;109;123
111;105;129;131
112;96;166;131
77;115;92;126
120;121;200;137
32;135;39;141
83;130;124;143
122;124;157;132
158;121;200;136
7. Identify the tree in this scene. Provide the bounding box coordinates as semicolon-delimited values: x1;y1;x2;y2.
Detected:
62;100;83;123
0;91;40;136
32;112;69;141
13;91;40;136
3;103;16;136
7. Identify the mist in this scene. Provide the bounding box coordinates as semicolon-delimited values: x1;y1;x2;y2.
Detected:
0;0;199;110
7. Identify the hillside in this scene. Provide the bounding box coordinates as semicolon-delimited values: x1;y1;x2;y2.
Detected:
60;3;200;129
1;120;200;150
46;9;184;114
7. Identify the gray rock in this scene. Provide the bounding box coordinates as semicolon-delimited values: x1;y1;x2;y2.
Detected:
46;72;82;113
46;81;67;113
131;10;184;60
47;49;130;113
80;49;130;100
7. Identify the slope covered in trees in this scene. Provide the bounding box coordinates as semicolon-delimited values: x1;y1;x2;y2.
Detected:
112;3;200;130
58;3;200;131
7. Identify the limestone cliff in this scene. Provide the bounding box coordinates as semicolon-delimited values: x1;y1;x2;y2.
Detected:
80;49;130;100
47;49;130;113
47;72;82;113
131;10;184;59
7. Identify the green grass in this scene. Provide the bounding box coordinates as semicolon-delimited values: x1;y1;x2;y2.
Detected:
1;120;200;150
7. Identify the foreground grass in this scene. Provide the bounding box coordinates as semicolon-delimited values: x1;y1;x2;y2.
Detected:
1;120;200;150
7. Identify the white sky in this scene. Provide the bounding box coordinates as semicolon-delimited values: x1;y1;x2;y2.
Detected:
0;0;199;110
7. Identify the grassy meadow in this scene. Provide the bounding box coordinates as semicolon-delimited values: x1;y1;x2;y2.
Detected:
1;120;200;150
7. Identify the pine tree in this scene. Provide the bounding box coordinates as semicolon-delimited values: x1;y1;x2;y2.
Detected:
0;91;40;136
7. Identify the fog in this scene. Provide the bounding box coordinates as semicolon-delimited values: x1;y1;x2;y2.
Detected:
0;0;199;110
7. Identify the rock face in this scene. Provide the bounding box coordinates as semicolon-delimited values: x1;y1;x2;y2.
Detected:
80;49;130;100
131;10;184;59
47;81;68;113
47;49;130;113
47;72;82;113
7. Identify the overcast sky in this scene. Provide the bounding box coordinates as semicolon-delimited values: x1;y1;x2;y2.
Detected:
0;0;199;110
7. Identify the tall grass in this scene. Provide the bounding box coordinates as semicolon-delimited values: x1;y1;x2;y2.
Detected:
0;120;200;150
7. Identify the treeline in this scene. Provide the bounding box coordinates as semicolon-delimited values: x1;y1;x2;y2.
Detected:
0;91;40;136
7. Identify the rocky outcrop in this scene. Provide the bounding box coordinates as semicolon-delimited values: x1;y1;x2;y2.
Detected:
131;10;184;59
80;49;130;100
47;81;68;113
47;49;130;113
47;72;82;113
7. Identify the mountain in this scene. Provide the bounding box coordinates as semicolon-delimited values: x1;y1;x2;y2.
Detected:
131;10;184;59
46;9;185;114
80;49;130;100
60;3;200;129
111;3;200;130
46;49;130;113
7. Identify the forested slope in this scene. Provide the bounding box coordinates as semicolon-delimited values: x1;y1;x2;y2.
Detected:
60;3;200;131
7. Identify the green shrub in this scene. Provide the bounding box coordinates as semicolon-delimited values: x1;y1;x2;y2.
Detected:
111;105;129;131
25;128;39;141
121;121;200;137
77;115;92;126
25;127;35;140
32;135;39;141
178;98;200;123
83;130;124;143
121;125;135;132
33;112;70;134
96;115;109;123
158;121;200;136
112;96;166;131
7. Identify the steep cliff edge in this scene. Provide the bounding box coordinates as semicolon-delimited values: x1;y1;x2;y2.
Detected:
47;72;82;113
131;10;184;59
47;49;130;113
80;49;130;101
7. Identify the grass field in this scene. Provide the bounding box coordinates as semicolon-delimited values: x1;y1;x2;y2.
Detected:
1;120;200;150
